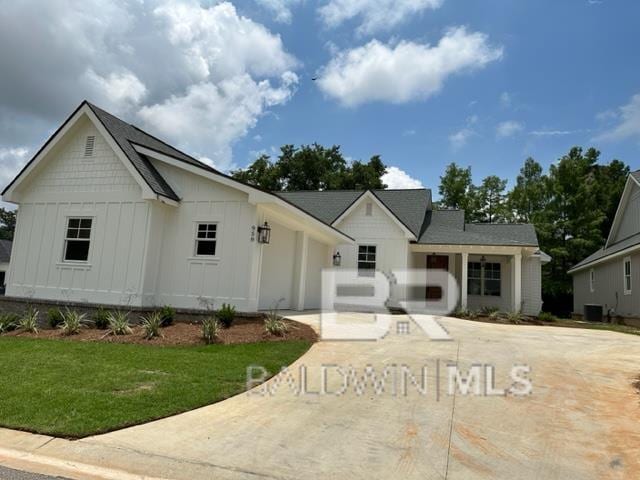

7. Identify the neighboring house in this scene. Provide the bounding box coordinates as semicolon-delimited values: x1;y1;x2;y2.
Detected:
1;101;547;314
569;170;640;320
0;239;12;287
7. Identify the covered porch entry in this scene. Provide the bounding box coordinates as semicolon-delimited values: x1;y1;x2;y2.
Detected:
408;244;540;314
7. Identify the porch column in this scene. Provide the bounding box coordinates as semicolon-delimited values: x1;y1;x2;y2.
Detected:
461;252;468;309
292;231;309;311
513;252;522;312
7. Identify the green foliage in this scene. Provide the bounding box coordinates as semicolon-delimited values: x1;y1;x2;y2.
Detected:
19;307;39;333
0;208;16;240
264;309;288;336
452;307;478;320
47;308;65;329
159;305;176;327
438;163;474;218
217;303;236;328
107;311;132;336
60;309;87;336
93;307;110;329
505;311;525;324
141;312;163;340
507;158;549;223
231;144;387;191
480;306;500;315
0;313;19;333
202;316;221;344
538;311;558;323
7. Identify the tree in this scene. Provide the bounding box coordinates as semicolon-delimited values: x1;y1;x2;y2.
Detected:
593;159;629;239
508;158;549;223
438;163;475;219
231;144;387;191
0;208;16;240
474;175;508;223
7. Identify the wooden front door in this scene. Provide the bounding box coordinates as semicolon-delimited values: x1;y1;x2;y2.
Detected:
426;255;449;300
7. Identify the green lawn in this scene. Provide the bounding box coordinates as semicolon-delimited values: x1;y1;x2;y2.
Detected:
0;338;311;438
553;319;640;336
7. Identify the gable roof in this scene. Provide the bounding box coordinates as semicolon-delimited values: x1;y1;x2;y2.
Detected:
631;170;640;184
569;232;640;273
277;189;431;237
0;240;12;263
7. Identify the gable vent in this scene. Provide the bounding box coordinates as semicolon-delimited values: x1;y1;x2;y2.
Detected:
365;202;373;216
84;135;96;157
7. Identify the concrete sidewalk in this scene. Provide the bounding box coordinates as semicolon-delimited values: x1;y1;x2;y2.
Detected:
1;315;639;479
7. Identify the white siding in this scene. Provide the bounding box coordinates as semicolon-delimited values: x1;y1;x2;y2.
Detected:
466;254;513;313
521;256;543;315
258;220;296;310
305;237;329;309
334;200;409;306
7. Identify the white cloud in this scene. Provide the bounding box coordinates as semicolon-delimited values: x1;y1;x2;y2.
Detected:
529;130;575;136
402;129;416;136
139;73;298;171
255;0;303;23
382;166;423;189
448;128;475;150
83;68;147;110
593;93;640;142
319;0;444;35
0;147;30;193
496;120;524;138
499;91;512;108
317;27;503;106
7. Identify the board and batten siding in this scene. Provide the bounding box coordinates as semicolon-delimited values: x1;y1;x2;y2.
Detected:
611;182;640;244
6;118;151;305
573;252;640;317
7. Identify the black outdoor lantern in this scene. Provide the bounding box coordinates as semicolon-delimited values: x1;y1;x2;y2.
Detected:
332;251;342;266
257;221;271;244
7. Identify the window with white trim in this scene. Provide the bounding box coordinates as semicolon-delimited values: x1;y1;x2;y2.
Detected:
64;218;92;262
357;245;376;276
590;268;595;293
195;223;217;256
624;256;632;295
467;261;501;296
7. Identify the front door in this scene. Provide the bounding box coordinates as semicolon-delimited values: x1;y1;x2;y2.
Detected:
426;255;449;300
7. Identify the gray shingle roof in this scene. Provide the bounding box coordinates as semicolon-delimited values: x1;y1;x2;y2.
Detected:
87;102;217;201
0;240;11;263
277;189;431;237
632;170;640;183
569;232;640;272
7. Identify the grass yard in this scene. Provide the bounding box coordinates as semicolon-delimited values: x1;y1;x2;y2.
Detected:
552;319;640;336
0;337;311;438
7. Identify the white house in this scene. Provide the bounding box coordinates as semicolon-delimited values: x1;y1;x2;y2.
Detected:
2;102;548;315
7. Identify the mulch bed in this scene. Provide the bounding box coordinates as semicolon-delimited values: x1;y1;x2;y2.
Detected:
3;319;317;346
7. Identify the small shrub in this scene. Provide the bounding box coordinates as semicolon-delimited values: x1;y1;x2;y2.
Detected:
19;306;39;333
47;308;65;329
59;309;87;336
159;305;176;327
217;303;236;329
0;313;19;333
489;310;504;321
93;307;110;329
264;309;288;336
452;308;478;320
538;311;557;323
480;306;500;316
107;311;132;335
202;316;221;344
141;311;163;340
506;311;525;324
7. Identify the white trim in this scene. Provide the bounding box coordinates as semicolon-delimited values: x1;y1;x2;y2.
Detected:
605;176;638;248
589;268;595;293
193;221;219;259
332;190;416;240
461;252;468;309
623;256;632;295
134;144;354;245
568;243;640;273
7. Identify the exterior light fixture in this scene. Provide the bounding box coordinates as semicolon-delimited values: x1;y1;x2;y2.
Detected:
332;251;342;266
257;221;271;244
480;255;487;267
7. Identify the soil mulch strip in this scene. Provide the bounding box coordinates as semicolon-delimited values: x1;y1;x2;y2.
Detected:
4;319;316;346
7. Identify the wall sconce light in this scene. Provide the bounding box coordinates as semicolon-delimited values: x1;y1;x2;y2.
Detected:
332;251;342;266
257;221;271;244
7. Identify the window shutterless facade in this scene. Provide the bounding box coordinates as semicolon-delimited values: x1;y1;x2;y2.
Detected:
195;223;217;256
64;217;92;262
624;256;632;295
467;261;501;297
357;245;376;276
590;268;595;293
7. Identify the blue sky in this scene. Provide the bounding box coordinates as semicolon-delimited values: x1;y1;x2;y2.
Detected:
0;0;639;196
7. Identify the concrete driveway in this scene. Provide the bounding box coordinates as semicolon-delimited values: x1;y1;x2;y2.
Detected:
10;314;640;479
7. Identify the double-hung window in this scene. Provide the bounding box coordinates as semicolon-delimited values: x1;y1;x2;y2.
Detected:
467;261;501;296
195;223;217;256
590;268;595;293
64;218;92;262
357;245;376;276
624;257;632;295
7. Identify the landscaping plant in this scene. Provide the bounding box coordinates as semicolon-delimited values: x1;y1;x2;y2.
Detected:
202;316;220;344
217;303;236;328
538;311;558;323
19;307;39;333
141;311;163;340
107;311;132;335
264;309;288;336
506;311;525;324
60;309;87;336
0;313;19;333
480;306;500;316
93;307;109;329
159;305;176;327
47;308;65;329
